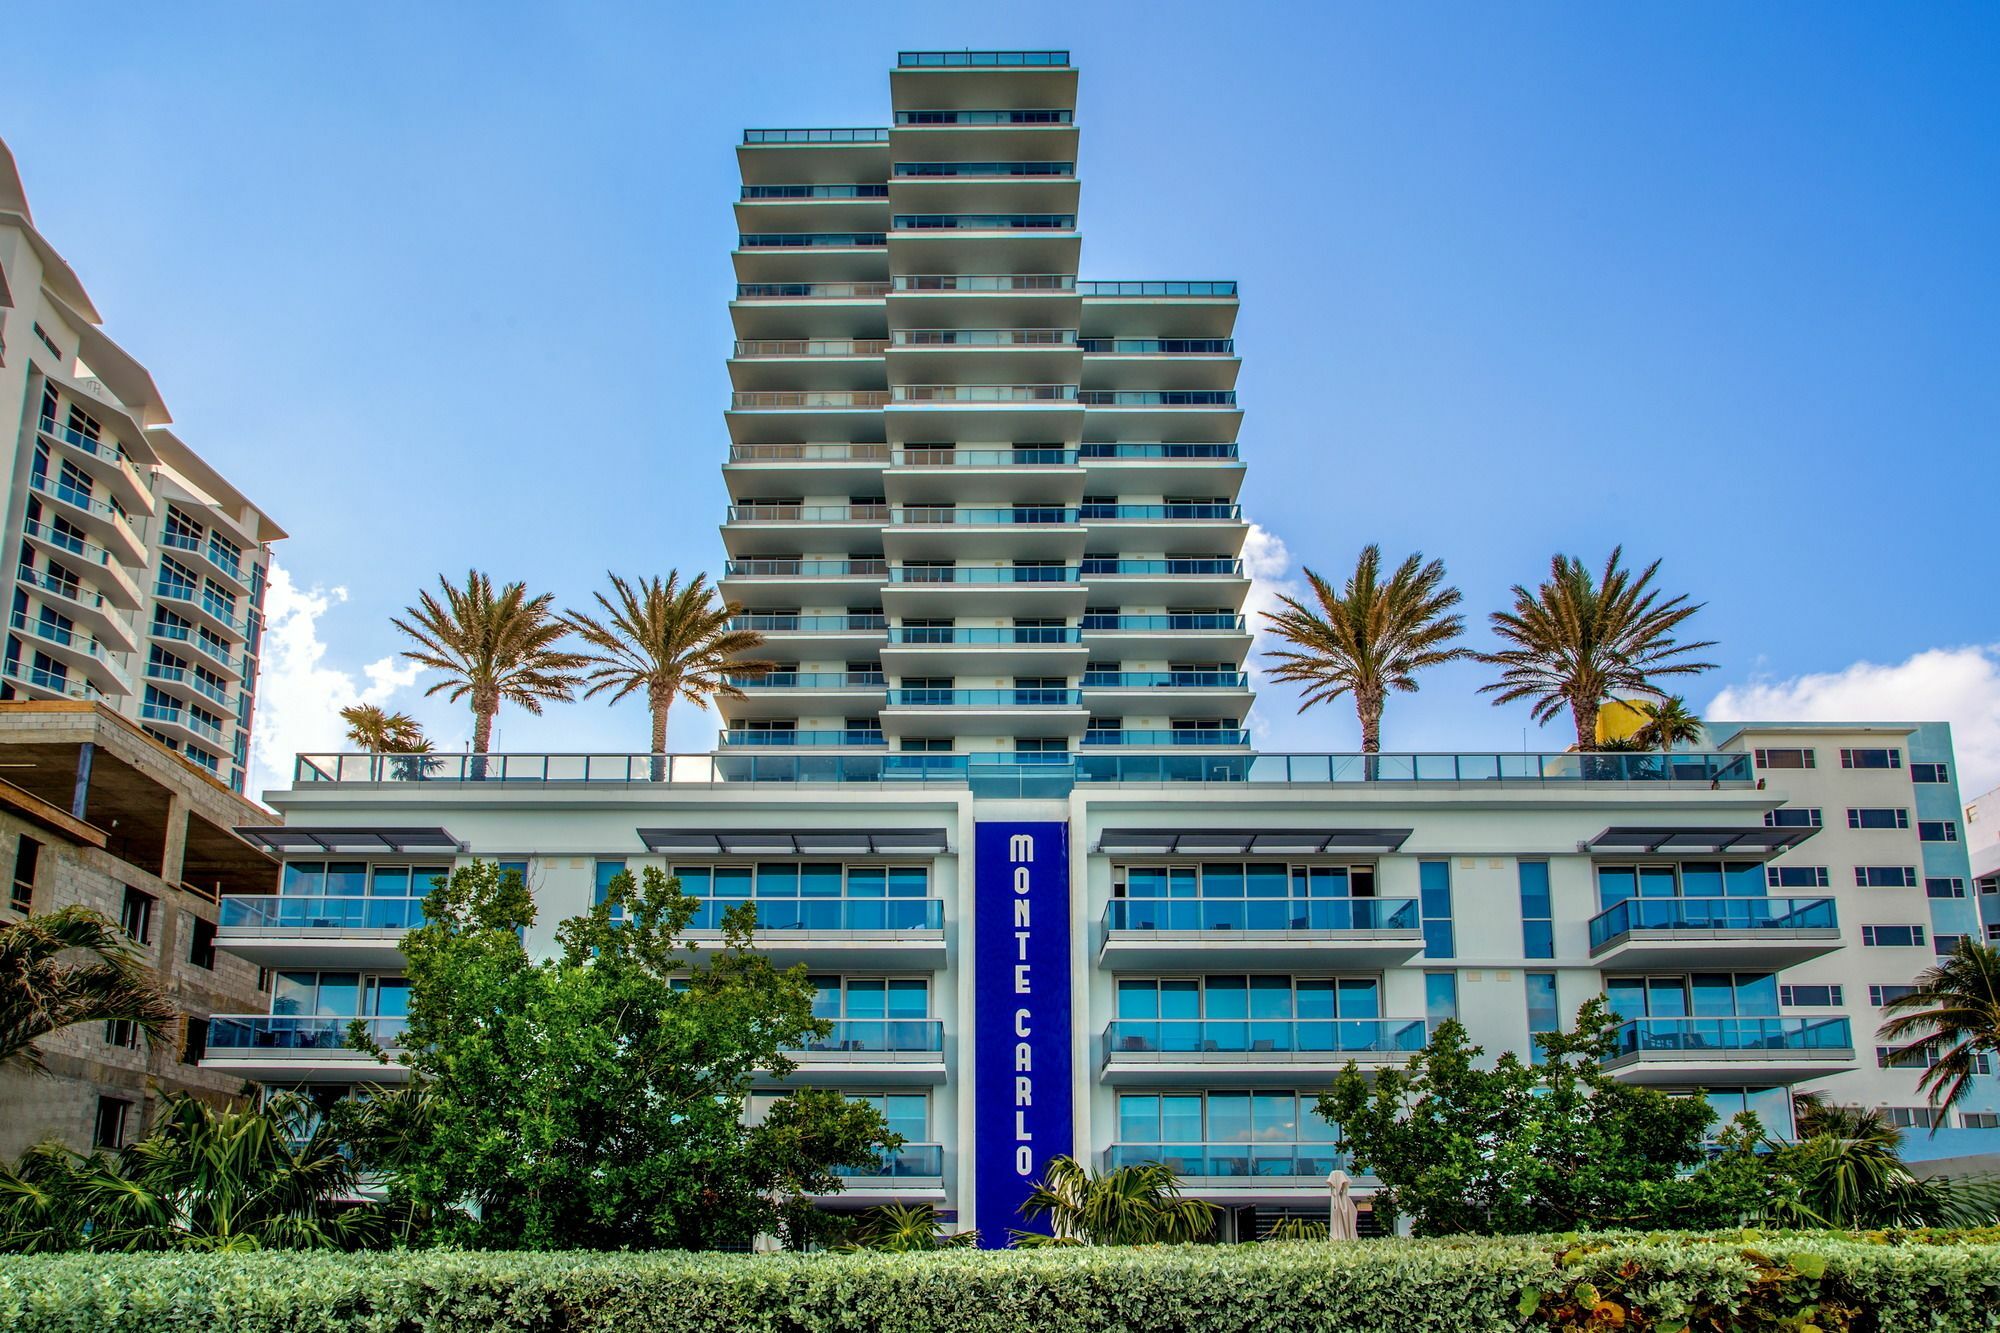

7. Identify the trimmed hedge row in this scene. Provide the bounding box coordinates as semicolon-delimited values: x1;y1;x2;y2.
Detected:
3;1232;1998;1332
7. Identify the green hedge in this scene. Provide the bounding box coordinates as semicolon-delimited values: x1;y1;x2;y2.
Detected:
3;1232;1998;1332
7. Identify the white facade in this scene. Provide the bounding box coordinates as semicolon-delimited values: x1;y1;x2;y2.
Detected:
0;138;282;794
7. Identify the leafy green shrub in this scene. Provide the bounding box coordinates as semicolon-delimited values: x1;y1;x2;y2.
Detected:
2;1231;1997;1332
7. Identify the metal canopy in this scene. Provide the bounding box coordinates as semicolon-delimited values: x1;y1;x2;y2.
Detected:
1095;828;1414;856
637;828;951;856
1582;825;1818;857
233;826;465;855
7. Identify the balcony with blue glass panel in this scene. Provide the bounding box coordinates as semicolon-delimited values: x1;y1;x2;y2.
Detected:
1100;1018;1426;1085
215;862;446;968
782;1019;948;1085
827;1142;947;1203
1102;1143;1358;1189
677;882;947;969
1587;847;1836;969
1598;1016;1854;1085
202;1015;410;1084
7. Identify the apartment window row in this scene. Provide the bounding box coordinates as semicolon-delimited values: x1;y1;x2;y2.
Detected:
808;975;928;1019
1779;984;1844;1007
1116;1090;1339;1147
1855;867;1918;888
1114;975;1383;1021
1842;748;1902;770
1765;808;1821;829
1870;984;1915;1007
1596;862;1766;905
1926;878;1967;899
1761;746;1943;776
1861;925;1925;947
281;861;451;897
1114;863;1380;900
1910;762;1949;784
272;969;410;1019
1878;1047;1992;1074
666;863;933;899
1754;748;1815;770
1768;866;1830;889
1847;807;1908;830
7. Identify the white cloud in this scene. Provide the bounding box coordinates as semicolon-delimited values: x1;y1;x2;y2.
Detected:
1708;645;2000;795
246;562;424;800
1239;521;1305;742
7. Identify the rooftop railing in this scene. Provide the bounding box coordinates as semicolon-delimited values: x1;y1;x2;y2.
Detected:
1607;1017;1853;1059
736;281;892;300
1104;1018;1426;1056
895;109;1073;126
743;128;889;144
1589;897;1839;950
897;50;1069;67
1078;281;1237;297
1104;1144;1350;1178
1106;898;1420;933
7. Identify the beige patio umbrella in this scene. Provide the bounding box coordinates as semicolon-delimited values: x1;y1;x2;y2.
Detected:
1326;1168;1359;1241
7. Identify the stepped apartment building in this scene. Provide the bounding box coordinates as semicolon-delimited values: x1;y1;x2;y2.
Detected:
0;138;284;796
201;53;1997;1242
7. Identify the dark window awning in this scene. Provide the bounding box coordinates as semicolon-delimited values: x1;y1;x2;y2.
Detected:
1096;828;1414;856
1582;825;1818;857
233;826;465;855
638;828;951;856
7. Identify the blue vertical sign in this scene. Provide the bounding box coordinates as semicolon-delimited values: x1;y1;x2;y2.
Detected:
972;820;1073;1247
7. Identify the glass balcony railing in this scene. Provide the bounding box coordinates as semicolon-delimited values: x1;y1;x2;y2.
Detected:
37;416;131;468
893;384;1077;404
206;1015;408;1052
742;128;888;144
893;214;1076;230
10;610;117;665
1;659;100;701
897;50;1069;67
26;473;139;537
144;661;232;709
687;898;943;932
1105;1019;1426;1056
1080;503;1242;520
888;687;1083;707
894;274;1075;293
1083;671;1248;689
896;447;1077;466
728;503;888;522
153;587;247;634
888;626;1080;645
1589;897;1838;950
1080;390;1238;407
737;232;886;248
1607;1017;1853;1059
1083;614;1247;631
731;392;892;412
1079;443;1240;460
1106;898;1420;933
1072;752;1758;785
1078;338;1235;354
22;518;122;569
1104;1144;1351;1178
730;444;891;463
893;329;1076;347
894;505;1078;525
736;281;893;300
1081;558;1243;576
218;895;427;931
895;161;1075;177
140;701;227;744
730;614;886;632
726;558;887;577
895;110;1074;126
728;671;884;689
1083;730;1251;747
890;565;1079;584
740;183;889;199
18;564;108;611
722;730;886;747
734;339;889;357
1078;281;1238;298
835;1143;945;1178
793;1020;944;1053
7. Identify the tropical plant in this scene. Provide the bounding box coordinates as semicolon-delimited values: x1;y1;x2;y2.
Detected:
0;907;178;1073
1478;548;1717;751
1261;545;1467;753
564;571;772;764
841;1201;978;1252
337;704;429;753
0;1091;382;1252
1876;941;2000;1126
1261;1215;1330;1241
1758;1099;2000;1229
392;570;587;754
1630;695;1705;753
1011;1155;1216;1246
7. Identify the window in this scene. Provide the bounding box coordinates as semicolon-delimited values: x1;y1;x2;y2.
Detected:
1847;808;1909;830
1882;1106;1942;1130
1861;925;1925;947
1841;748;1902;769
1114;974;1381;1022
1754;748;1815;770
1780;984;1844;1007
808;975;930;1021
1926;878;1967;899
1918;821;1959;843
1765;808;1821;828
32;323;64;360
1419;860;1453;959
119;886;155;945
1989;924;2000;943
1525;972;1560;1064
1114;1090;1338;1152
188;915;217;969
1879;1046;1992;1074
104;1018;138;1049
1767;866;1830;889
1596;861;1766;905
93;1096;131;1149
1911;763;1949;784
847;1092;929;1146
595;859;628;921
182;1016;208;1065
1855;867;1918;888
1425;972;1458;1025
10;836;40;911
1870;984;1915;1007
1517;861;1553;958
1961;1112;2000;1130
1935;934;1966;956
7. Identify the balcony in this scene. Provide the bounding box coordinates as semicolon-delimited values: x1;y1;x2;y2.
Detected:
834;1143;944;1180
216;895;426;967
1;659;104;702
1588;897;1841;968
743;128;889;143
1084;609;1252;629
731;613;886;634
8;610;132;695
1599;1017;1855;1086
888;626;1079;644
1084;671;1248;689
724;671;884;719
683;896;945;968
1080;338;1235;355
741;184;890;199
1103;1144;1353;1190
1100;897;1423;970
897;50;1069;66
25;473;145;564
36;417;154;513
720;729;887;748
16;564;139;652
1082;730;1252;748
727;502;887;524
893;213;1075;230
896;161;1074;178
887;687;1081;707
733;338;890;357
139;699;230;748
1080;558;1248;602
785;1019;946;1085
723;557;887;580
731;670;886;688
1100;1018;1426;1085
160;529;251;592
202;1015;410;1084
1079;281;1237;298
144;660;234;711
894;446;1078;467
729;391;892;411
895;110;1073;126
892;384;1077;404
734;281;892;300
150;620;248;681
152;587;247;642
20;518;143;608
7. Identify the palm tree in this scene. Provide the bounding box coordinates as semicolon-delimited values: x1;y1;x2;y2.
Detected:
1478;548;1717;751
564;572;773;766
1261;546;1467;754
392;570;587;755
1877;941;2000;1126
1630;695;1704;753
1762;1099;1999;1228
1011;1155;1216;1246
338;704;429;753
842;1201;978;1251
0;907;178;1073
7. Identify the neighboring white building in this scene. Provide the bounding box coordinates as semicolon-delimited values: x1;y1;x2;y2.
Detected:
1963;783;2000;943
0;138;283;795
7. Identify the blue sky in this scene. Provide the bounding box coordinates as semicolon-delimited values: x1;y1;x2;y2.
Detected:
4;3;1997;796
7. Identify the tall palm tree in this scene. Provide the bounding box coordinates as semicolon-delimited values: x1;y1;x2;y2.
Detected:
1630;695;1705;753
0;907;178;1073
1011;1155;1216;1246
338;704;429;753
1260;546;1467;753
564;571;773;762
392;570;587;755
1877;941;2000;1126
1478;548;1717;751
